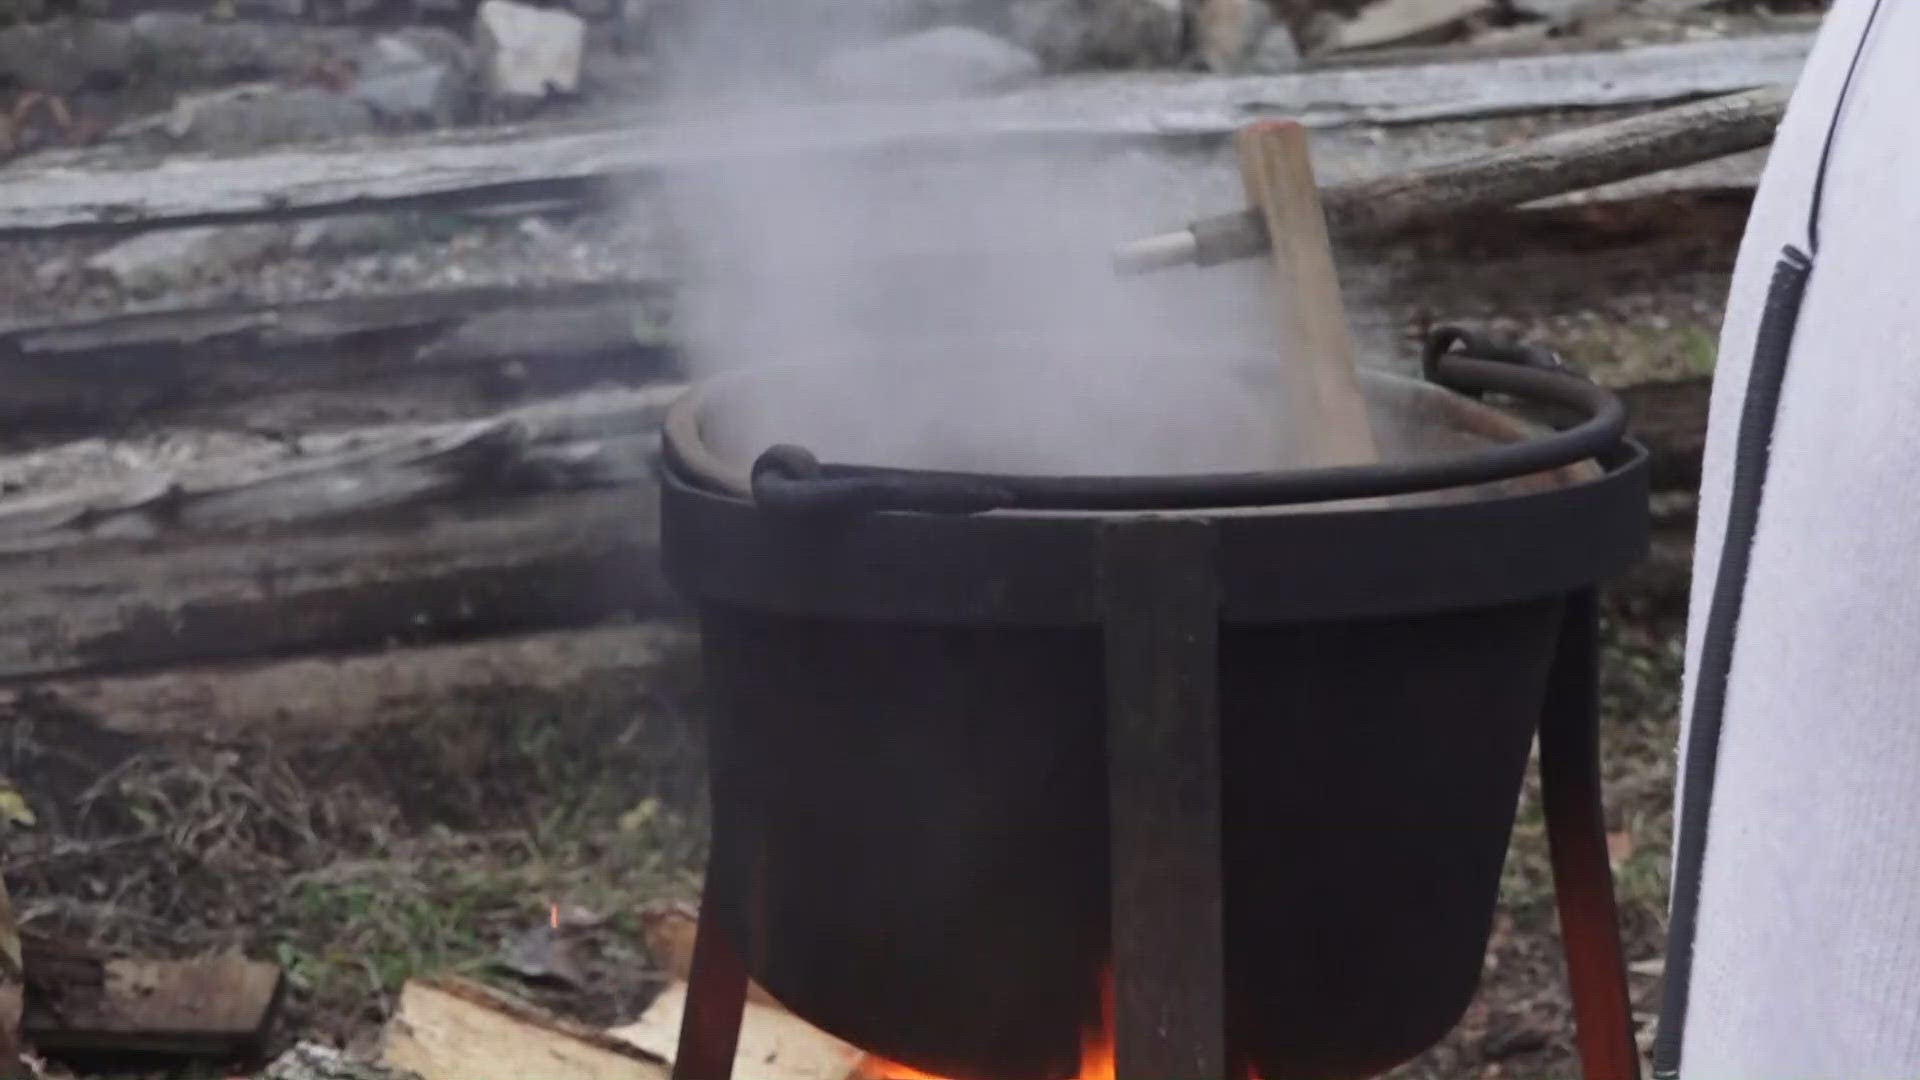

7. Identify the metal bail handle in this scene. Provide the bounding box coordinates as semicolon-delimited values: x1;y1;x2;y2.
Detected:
746;325;1627;517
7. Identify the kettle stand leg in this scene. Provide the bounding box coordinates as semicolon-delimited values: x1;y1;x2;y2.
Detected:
672;911;749;1080
1538;589;1642;1080
1099;520;1233;1080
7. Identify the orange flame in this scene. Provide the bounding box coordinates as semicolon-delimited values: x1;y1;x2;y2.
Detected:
862;972;1115;1080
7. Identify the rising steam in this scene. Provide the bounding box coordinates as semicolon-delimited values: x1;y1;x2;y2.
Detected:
653;0;1340;477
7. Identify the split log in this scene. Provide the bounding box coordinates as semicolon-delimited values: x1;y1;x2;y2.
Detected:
18;933;283;1073
383;978;667;1080
0;386;684;683
616;907;871;1080
611;983;866;1080
0;34;1809;237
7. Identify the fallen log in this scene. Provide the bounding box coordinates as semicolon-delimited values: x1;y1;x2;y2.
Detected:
0;623;696;742
18;933;283;1074
1113;85;1785;271
0;283;674;445
0;386;683;683
0;281;667;357
0;33;1809;237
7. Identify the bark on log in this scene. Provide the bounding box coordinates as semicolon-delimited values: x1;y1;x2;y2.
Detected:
1121;85;1784;269
1329;85;1788;238
0;34;1809;237
0;624;696;742
0;387;683;683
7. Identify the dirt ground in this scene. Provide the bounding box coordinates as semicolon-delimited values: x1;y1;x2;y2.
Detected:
0;602;1681;1079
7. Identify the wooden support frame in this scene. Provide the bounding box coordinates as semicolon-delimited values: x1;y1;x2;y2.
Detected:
1098;519;1232;1080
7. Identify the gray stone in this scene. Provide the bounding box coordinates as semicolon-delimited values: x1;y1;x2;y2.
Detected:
32;257;73;291
291;213;417;255
262;1043;420;1080
86;225;289;295
1248;21;1301;71
352;36;470;122
354;63;467;122
381;26;475;70
1193;0;1271;72
166;84;376;151
821;27;1041;95
1012;0;1181;70
475;0;585;101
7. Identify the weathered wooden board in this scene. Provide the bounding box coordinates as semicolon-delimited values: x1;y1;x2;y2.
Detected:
0;33;1809;237
0;283;674;444
0;386;683;682
20;939;283;1073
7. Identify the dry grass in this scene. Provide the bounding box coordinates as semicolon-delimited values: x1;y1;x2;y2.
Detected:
1;610;1684;1078
1;628;710;1054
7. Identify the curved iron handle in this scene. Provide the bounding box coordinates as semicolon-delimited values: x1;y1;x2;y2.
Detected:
743;327;1626;517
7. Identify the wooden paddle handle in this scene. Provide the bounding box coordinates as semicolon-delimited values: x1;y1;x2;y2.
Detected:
1234;119;1381;469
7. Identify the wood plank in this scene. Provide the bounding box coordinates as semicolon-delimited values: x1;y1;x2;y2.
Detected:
1235;120;1380;467
0;33;1810;237
383;978;667;1080
21;943;283;1074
